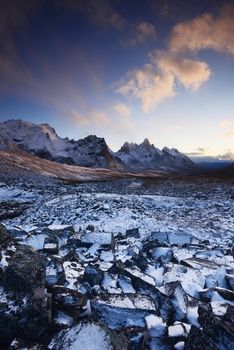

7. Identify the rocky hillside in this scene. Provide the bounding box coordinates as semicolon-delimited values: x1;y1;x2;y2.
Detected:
0;120;124;170
116;138;197;172
0;119;197;173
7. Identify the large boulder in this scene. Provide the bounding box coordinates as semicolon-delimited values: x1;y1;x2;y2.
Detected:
5;245;46;293
1;246;51;344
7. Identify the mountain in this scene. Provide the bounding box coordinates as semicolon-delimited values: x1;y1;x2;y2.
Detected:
0;119;197;173
116;138;197;172
0;119;123;170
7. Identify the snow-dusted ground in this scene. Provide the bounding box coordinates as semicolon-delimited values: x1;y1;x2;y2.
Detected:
3;182;233;248
0;176;233;349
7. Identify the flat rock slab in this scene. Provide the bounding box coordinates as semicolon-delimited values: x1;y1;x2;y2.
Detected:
80;232;115;250
91;294;156;329
168;233;191;246
151;231;169;244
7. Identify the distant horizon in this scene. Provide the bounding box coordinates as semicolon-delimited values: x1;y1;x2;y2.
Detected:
1;117;233;162
0;0;233;159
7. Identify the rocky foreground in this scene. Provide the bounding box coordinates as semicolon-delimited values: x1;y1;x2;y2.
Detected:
0;177;233;349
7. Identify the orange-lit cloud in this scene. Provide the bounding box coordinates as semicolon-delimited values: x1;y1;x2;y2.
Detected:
115;50;210;112
154;51;211;90
219;119;234;129
115;4;234;112
115;62;175;113
225;130;234;137
114;102;131;118
69;110;111;126
169;4;234;54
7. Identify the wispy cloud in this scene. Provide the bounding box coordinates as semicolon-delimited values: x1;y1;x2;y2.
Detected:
217;151;234;160
123;21;156;47
219;119;234;129
114;102;131;118
69;110;111;126
225;129;234;137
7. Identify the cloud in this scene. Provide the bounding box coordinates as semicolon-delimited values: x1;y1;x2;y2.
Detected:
124;21;156;47
217;151;234;160
219;119;234;129
186;147;209;156
69;110;111;126
115;50;210;112
153;51;211;90
169;4;234;54
69;106;135;134
115;3;234;112
114;102;131;117
225;129;234;137
115;62;176;112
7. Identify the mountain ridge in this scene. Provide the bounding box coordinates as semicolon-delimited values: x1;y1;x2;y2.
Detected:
0;119;197;173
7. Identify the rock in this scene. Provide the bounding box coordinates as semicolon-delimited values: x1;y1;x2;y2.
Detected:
0;223;10;247
168;322;191;338
152;247;174;264
1;246;51;344
22;287;52;340
164;282;188;321
86;224;95;232
51;286;87;318
205;274;218;288
49;322;114;350
226;274;234;291
8;338;45;349
145;314;166;337
0;313;18;348
79;232;115;250
223;305;234;324
83;265;104;287
122;267;174;321
126;228;139;238
43;236;59;254
184;325;217;350
91;294;156;329
197;304;234;349
117;276;136;293
200;287;234;302
5;245;46;293
213;286;234;301
46;259;65;287
151;231;168;244
168;233;191;246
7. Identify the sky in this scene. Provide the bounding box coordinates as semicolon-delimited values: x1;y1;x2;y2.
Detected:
0;0;234;158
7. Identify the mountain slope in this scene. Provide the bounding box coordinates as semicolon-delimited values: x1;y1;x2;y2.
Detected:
0;120;124;169
0;119;197;173
116;138;197;172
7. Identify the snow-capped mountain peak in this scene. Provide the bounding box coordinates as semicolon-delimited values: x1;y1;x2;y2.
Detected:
0;119;196;173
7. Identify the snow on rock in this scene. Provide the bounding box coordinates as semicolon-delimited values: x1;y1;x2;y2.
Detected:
49;322;113;350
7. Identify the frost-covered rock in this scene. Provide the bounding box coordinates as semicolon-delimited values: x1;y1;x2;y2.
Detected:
49;322;114;350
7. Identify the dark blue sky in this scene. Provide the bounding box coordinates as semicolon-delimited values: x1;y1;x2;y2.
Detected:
0;0;233;157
